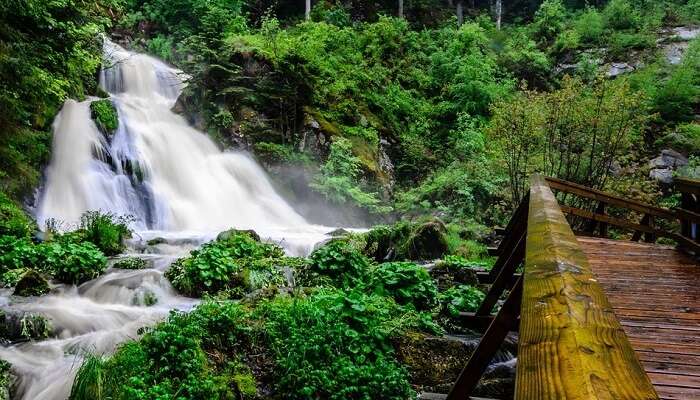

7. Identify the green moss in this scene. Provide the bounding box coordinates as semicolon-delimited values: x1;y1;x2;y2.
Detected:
363;219;449;262
0;192;35;239
113;257;147;270
13;269;49;297
89;99;119;137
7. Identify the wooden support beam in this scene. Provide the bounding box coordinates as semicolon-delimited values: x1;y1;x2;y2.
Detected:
517;175;659;399
447;276;523;400
476;235;524;316
476;271;520;285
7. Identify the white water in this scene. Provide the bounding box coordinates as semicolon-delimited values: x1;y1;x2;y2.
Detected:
1;39;334;400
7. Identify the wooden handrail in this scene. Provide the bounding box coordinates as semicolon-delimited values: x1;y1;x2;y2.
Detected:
516;175;658;399
545;176;676;219
675;177;700;196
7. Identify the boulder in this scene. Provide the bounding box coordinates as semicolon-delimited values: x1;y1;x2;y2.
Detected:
146;237;167;246
13;270;49;297
649;149;688;169
113;257;148;270
649;168;674;184
326;228;350;237
217;229;261;242
405;219;449;261
429;263;479;290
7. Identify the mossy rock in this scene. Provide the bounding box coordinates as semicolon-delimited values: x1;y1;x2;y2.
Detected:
364;218;449;262
13;270;49;297
216;228;260;242
146;237;167;246
392;332;473;386
0;310;52;341
90;99;119;137
0;359;11;400
113;257;148;270
429;263;478;290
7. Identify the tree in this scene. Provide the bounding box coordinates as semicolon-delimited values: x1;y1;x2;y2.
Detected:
305;0;311;20
399;0;404;18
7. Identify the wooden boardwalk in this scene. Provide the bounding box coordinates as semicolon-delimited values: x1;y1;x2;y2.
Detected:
579;237;700;400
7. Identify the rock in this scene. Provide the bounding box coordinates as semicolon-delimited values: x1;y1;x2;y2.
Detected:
113;257;148;270
146;237;167;246
0;310;52;342
394;332;517;388
649;168;674;184
405;219;449;261
13;270;49;297
0;359;13;400
606;62;636;77
326;228;350;237
649;149;688;169
217;228;261;242
472;358;517;399
429;263;479;290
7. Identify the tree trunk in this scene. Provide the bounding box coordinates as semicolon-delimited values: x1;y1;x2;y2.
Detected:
305;0;311;20
456;0;463;26
398;0;404;18
495;0;502;30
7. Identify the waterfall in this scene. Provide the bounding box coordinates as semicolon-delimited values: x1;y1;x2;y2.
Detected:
0;39;336;400
37;39;327;254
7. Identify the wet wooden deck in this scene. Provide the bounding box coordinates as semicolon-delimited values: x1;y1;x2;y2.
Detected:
578;237;700;400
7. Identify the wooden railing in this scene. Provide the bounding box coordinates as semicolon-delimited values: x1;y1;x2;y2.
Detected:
545;176;700;254
446;175;659;400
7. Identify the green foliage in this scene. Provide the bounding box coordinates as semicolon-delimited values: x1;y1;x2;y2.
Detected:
362;219;451;262
0;0;117;199
574;7;605;45
113;257;148;270
311;138;390;213
308;239;372;286
165;231;285;297
0;192;35;238
19;313;52;340
75;211;132;256
533;0;568;42
258;289;431;399
253;142;312;165
603;0;641;31
438;285;485;317
370;262;438;310
39;241;107;284
89;100;119;136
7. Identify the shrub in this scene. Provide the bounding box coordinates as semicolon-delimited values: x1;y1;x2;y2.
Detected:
370;262;438;310
533;0;567;42
0;236;39;272
655;123;700;155
38;241;107;284
308;240;372;286
574;8;605;45
165;231;285;297
259;289;432;399
75;211;132;256
438;285;485;317
603;0;640;30
89;100;119;137
0;192;34;238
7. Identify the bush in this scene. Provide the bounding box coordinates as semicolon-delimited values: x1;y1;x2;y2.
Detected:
603;0;640;30
438;285;485;318
0;192;34;239
574;8;605;45
655;123;700;155
165;231;285;297
533;0;567;42
259;289;432;399
0;236;39;272
370;262;438;310
308;240;372;286
75;211;132;256
89;100;118;137
38;241;107;284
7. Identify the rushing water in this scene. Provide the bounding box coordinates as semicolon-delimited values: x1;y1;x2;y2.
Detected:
1;39;333;400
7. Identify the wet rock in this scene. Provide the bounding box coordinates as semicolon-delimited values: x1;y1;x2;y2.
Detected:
364;218;449;262
146;237;167;246
112;257;148;270
0;359;12;400
0;310;52;342
394;332;517;388
429;263;479;290
217;228;261;242
606;62;636;77
472;358;517;399
406;220;449;261
12;270;49;297
326;228;350;237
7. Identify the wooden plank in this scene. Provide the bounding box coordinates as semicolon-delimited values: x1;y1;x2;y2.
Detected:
516;174;659;399
546;176;677;219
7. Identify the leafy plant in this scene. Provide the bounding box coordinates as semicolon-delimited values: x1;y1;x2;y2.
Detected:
75;211;132;256
38;241;107;284
438;285;485;317
0;192;35;238
165;231;285;297
369;262;438;310
89;100;119;136
308;239;372;286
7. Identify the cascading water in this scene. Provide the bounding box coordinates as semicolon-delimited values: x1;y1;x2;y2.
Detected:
0;39;333;400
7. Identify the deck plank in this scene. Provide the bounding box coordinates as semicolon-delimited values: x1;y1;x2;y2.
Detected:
578;237;700;399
